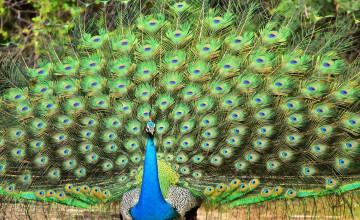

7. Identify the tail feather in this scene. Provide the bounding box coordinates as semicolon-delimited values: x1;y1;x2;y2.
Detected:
0;0;360;217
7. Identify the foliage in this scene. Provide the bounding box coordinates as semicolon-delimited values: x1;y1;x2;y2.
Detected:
0;0;82;53
0;0;359;57
277;0;360;18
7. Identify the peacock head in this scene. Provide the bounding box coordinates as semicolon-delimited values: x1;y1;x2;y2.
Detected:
146;121;156;136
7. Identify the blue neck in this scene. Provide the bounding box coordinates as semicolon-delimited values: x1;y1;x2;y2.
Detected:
130;134;179;220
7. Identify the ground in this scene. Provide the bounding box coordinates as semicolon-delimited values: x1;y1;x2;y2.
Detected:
1;193;360;219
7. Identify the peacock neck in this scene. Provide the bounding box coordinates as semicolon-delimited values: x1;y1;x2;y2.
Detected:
130;134;179;220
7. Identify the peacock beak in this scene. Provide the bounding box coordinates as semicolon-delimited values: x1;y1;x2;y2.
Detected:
148;127;155;135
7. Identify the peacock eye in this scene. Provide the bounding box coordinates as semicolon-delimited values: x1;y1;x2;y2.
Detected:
89;62;96;67
243;80;251;85
203;47;210;51
149;21;157;26
323;62;332;67
287;103;294;108
216;86;223;91
37;69;45;75
340;90;348;95
256;58;264;63
232;113;239;118
350;119;358;125
308;87;316;92
317;108;324;113
92;37;101;43
64;65;72;70
213;18;221;24
290;60;298;65
121;40;129;46
291;117;298;122
269;33;276;38
234;39;242;43
40;87;48;93
275;82;283;87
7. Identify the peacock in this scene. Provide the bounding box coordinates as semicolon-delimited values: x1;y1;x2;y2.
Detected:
1;0;360;219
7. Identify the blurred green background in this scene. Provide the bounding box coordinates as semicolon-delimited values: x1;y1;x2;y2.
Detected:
0;0;359;55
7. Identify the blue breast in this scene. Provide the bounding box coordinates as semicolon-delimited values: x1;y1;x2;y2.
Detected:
130;134;179;220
